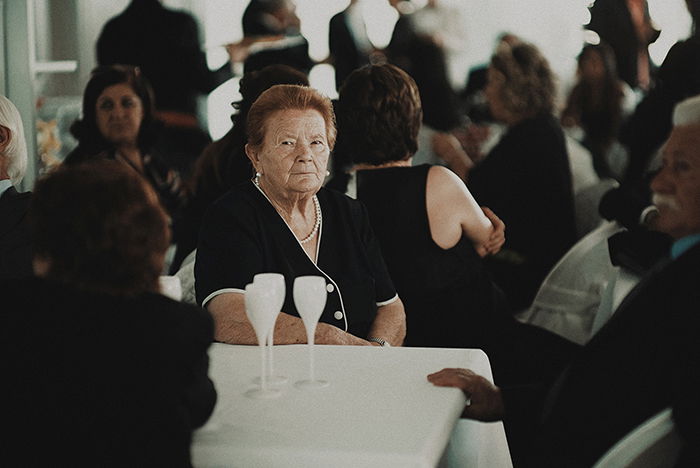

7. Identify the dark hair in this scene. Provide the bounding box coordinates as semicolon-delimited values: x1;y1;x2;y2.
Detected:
562;42;625;154
490;41;556;118
191;65;309;194
29;160;169;296
689;0;700;32
335;64;422;165
70;65;159;156
246;84;336;150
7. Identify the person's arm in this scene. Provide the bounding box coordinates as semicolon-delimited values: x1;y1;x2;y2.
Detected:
207;292;371;345
427;368;505;421
426;165;494;249
367;298;406;347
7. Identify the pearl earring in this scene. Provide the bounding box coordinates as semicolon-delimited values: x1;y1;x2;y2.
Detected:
326;170;330;176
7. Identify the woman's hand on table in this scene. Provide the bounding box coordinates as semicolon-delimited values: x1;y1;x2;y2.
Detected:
427;368;505;422
475;207;505;257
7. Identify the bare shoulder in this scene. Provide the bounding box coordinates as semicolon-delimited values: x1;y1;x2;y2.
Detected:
426;165;472;207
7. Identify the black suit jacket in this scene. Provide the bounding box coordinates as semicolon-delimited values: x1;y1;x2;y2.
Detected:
0;186;32;280
505;243;700;467
97;0;231;116
329;9;370;91
1;278;217;467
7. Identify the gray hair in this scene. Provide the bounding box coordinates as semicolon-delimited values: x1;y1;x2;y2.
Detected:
0;95;28;185
673;94;700;126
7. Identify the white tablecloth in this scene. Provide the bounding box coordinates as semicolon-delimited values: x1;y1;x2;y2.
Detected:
192;344;512;468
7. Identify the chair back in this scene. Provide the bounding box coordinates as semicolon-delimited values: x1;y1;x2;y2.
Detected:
593;408;682;468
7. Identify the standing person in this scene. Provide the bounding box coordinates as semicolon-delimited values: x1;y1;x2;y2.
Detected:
96;0;238;178
411;0;471;92
1;160;216;467
242;0;315;75
620;0;700;182
586;0;660;91
428;94;700;468
0;95;31;280
328;0;373;91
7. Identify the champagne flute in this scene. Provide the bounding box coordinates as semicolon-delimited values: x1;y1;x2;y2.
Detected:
293;276;330;389
244;283;282;399
253;273;288;385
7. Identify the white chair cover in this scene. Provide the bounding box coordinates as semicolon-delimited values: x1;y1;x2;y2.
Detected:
590;267;640;337
518;221;622;345
174;249;197;305
593;408;682;468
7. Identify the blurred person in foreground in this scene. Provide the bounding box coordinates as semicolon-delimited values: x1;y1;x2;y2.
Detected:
1;160;215;467
0;95;31;279
429;95;700;468
195;84;406;346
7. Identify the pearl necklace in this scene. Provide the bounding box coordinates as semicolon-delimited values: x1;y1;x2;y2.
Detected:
254;177;321;245
299;195;322;244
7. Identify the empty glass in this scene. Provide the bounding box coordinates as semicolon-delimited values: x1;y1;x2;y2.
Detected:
293;276;330;389
244;282;282;399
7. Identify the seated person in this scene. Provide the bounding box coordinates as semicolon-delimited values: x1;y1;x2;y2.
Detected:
64;65;187;241
436;40;577;312
0;95;31;279
333;63;506;349
428;95;700;467
195;84;406;346
1;160;215;467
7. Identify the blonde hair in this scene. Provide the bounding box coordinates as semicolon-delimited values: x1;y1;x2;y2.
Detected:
490;42;556;119
0;95;28;185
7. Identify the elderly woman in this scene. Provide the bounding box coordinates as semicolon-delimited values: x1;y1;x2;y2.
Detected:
437;41;577;312
333;64;506;349
1;160;215;466
65;65;186;225
195;84;406;346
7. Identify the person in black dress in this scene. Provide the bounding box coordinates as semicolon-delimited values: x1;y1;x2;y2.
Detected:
435;41;577;313
195;84;406;346
333;63;505;349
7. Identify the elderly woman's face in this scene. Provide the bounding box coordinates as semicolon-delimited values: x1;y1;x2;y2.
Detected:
250;108;330;196
95;83;144;147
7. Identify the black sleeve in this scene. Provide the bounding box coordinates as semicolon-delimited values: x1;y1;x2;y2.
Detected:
670;282;700;467
195;196;263;305
178;14;233;94
180;305;217;429
353;199;397;304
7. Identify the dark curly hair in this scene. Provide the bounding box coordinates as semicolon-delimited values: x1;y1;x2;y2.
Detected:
69;65;159;157
490;41;556;119
335;64;422;166
29;160;169;296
